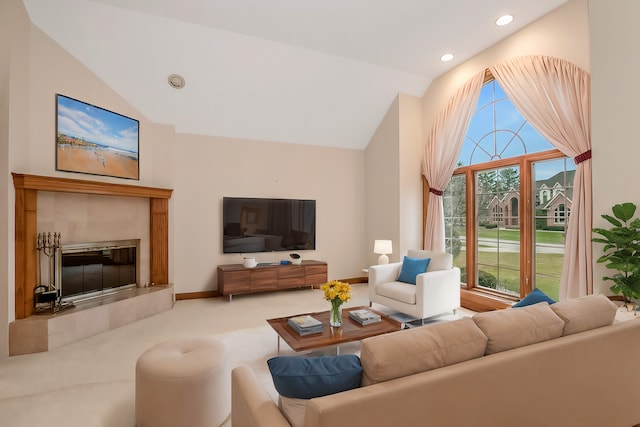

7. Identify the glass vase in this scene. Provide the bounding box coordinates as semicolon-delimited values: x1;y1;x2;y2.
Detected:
330;301;343;327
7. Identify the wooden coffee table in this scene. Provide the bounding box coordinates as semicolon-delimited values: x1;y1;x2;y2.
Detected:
267;306;402;354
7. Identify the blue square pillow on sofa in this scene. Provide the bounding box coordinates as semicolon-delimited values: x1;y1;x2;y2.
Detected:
267;355;362;399
513;288;556;308
397;256;431;285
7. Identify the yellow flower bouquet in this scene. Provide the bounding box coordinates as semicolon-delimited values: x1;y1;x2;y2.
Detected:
321;280;351;327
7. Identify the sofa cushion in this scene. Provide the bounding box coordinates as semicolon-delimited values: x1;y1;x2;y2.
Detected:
375;281;417;304
360;317;488;385
472;302;564;355
278;396;306;427
550;293;617;336
397;256;431;285
267;355;362;399
513;288;556;307
407;250;452;272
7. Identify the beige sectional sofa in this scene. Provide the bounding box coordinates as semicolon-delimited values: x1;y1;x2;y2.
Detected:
232;294;640;427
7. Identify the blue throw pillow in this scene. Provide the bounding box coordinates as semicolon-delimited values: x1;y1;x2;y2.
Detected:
397;256;431;285
513;288;556;308
267;355;362;399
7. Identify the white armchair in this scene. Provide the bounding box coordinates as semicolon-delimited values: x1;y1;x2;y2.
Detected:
368;250;461;322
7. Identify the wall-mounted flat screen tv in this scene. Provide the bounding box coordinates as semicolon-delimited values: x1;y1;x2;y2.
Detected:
222;197;316;254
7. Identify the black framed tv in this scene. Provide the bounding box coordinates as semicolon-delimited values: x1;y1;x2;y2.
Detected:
222;197;316;254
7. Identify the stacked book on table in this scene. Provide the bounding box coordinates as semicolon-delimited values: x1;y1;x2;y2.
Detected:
349;309;382;325
288;315;323;336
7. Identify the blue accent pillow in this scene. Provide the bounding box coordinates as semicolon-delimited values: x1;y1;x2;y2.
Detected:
267;355;362;399
397;256;431;285
513;288;556;308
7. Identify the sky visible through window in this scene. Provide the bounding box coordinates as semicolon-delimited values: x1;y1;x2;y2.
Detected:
458;80;576;181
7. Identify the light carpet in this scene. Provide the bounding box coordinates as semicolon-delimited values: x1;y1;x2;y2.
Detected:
0;324;355;427
0;283;472;427
0;284;373;427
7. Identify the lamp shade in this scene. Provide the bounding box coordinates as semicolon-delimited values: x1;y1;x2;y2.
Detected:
373;240;392;264
373;240;392;255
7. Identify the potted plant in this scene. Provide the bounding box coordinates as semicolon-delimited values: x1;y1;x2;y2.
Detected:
592;202;640;310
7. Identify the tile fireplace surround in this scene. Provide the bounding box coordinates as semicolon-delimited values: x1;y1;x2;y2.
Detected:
10;173;174;355
9;285;174;355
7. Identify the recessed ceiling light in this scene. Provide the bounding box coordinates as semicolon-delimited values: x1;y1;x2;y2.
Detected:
167;74;186;89
496;15;514;26
440;53;454;62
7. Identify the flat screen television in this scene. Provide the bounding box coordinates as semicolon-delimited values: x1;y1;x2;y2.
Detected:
222;197;316;254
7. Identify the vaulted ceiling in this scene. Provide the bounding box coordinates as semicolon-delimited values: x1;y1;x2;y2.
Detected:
23;0;567;149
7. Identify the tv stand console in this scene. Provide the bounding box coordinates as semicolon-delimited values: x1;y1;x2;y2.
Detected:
217;260;327;301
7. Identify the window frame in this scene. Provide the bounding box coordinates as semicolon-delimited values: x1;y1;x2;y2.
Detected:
453;146;566;305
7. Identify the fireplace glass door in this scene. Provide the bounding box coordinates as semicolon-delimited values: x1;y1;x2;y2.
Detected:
59;240;138;301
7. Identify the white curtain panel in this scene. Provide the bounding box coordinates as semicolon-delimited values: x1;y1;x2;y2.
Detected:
422;71;484;252
490;56;592;300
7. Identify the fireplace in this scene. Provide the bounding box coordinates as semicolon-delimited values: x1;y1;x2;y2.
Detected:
56;239;140;303
13;173;172;320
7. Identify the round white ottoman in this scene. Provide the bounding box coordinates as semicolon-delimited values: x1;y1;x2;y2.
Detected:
135;337;230;427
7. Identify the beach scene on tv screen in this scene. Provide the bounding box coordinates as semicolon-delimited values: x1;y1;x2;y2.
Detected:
56;95;139;180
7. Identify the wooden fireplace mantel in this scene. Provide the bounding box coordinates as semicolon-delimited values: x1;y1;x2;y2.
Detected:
12;173;173;319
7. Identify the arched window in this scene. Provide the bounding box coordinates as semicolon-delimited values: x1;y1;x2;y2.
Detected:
554;204;570;224
540;189;550;204
492;205;503;223
443;73;575;301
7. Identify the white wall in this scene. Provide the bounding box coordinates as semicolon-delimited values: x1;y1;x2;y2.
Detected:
421;0;589;139
21;21;176;292
364;93;422;266
398;94;423;257
173;134;366;293
365;96;400;266
25;26;171;187
0;10;369;354
0;4;179;356
1;0;33;358
590;0;640;295
0;0;13;358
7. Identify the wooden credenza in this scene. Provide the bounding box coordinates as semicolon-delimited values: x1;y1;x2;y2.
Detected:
217;260;327;301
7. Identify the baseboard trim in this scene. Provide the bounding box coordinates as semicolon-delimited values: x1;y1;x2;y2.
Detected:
177;279;368;299
175;290;220;300
341;277;368;285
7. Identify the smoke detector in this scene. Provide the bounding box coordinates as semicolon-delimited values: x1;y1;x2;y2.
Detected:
167;74;186;89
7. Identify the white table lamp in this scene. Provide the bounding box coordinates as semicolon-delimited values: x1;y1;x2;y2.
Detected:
374;240;392;264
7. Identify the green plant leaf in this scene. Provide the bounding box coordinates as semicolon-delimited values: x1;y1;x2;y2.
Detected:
593;202;640;301
612;202;636;222
601;214;622;227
